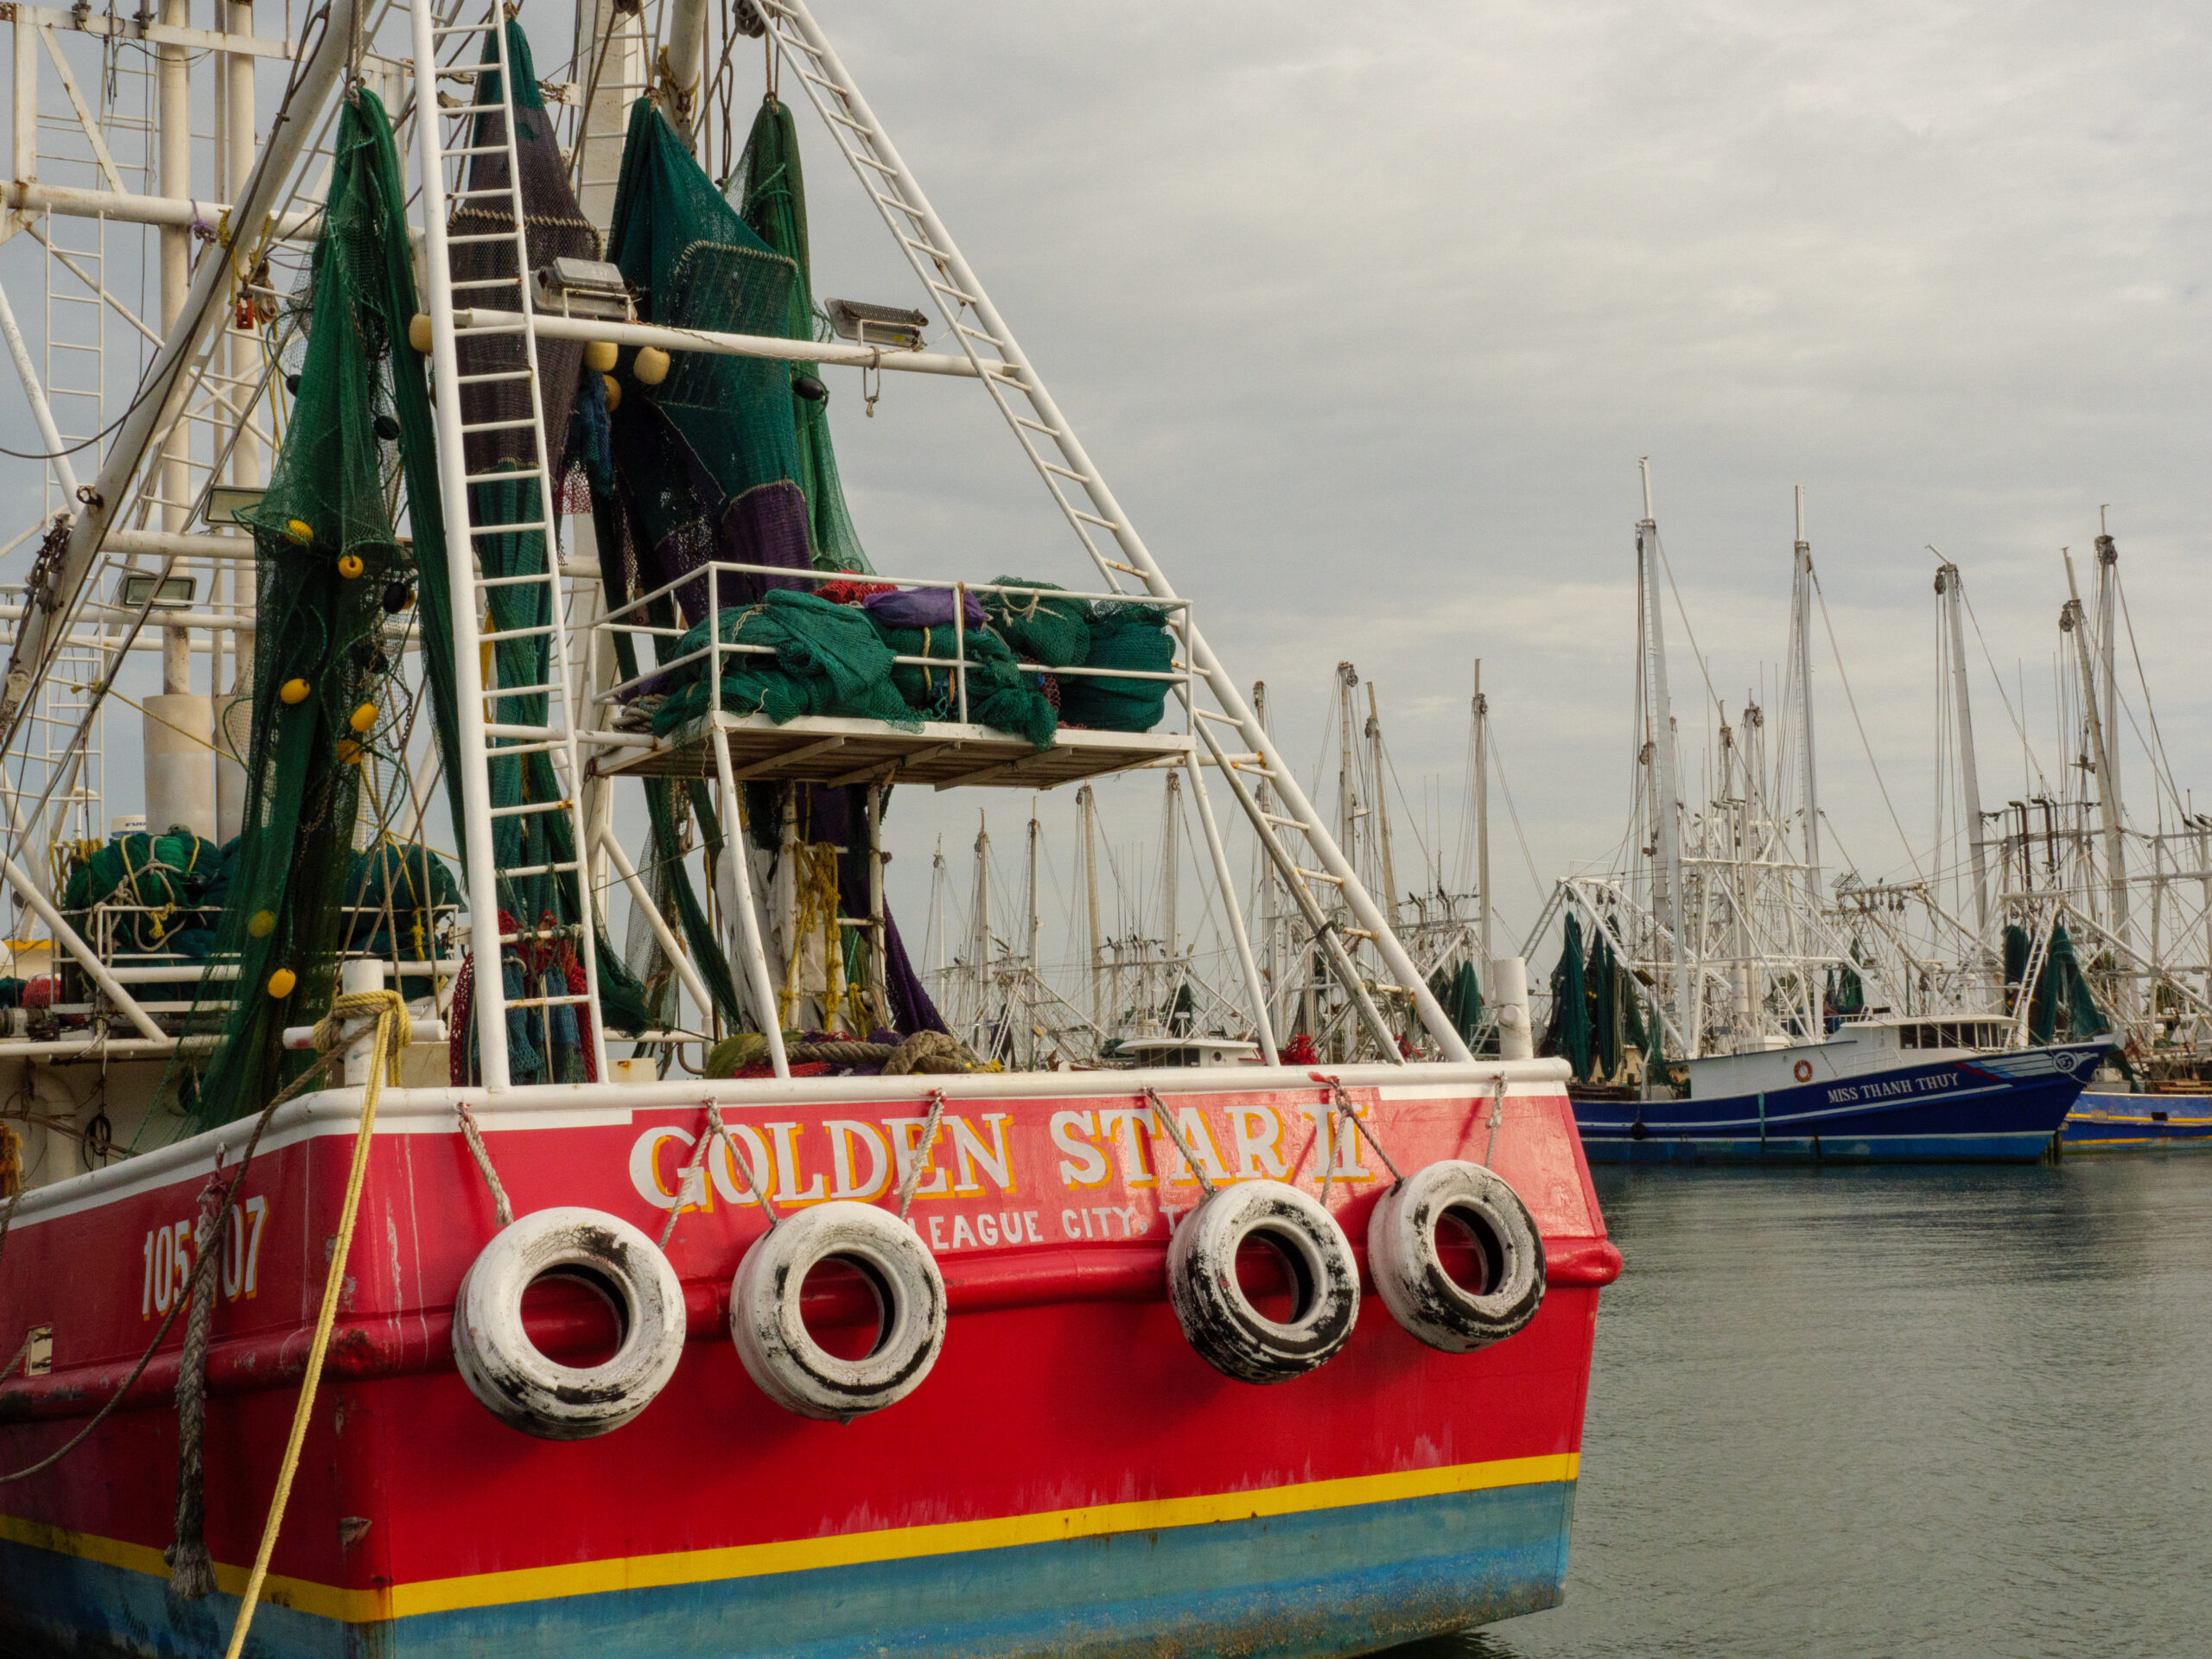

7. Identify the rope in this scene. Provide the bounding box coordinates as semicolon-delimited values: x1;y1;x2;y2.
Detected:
166;1175;226;1599
1482;1075;1505;1167
224;990;409;1659
1141;1087;1216;1198
1319;1077;1402;1205
658;1103;740;1247
454;1103;513;1230
895;1091;946;1222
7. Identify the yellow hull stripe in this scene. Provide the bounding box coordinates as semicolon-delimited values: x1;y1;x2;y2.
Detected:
0;1452;1577;1624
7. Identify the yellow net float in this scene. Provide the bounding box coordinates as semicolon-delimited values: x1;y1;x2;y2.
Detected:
267;968;296;1000
279;678;311;705
601;373;621;412
284;519;314;546
247;910;276;939
408;313;432;353
583;340;619;372
349;702;378;734
338;553;365;579
633;346;671;386
334;738;365;765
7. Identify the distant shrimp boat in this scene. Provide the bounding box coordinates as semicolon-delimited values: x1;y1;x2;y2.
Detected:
1573;1020;2103;1163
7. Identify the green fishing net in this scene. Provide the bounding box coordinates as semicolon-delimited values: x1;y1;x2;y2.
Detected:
61;831;225;956
732;95;873;575
868;617;1058;750
1060;601;1176;732
982;578;1090;668
652;589;917;734
173;92;414;1131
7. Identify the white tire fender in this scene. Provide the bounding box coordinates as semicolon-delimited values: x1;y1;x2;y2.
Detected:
1368;1160;1545;1353
1166;1180;1359;1383
451;1206;688;1440
728;1200;947;1421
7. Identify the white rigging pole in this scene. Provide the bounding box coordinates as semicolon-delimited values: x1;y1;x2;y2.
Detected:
1638;461;1691;1052
1793;486;1821;906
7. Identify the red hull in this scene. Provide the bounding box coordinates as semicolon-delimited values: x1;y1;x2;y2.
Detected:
0;1070;1615;1655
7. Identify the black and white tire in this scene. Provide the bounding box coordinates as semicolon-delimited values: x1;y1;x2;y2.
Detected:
451;1207;687;1440
728;1200;946;1421
1368;1161;1545;1353
1166;1180;1359;1383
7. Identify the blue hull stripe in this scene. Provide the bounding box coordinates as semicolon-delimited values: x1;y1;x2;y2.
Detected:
0;1481;1576;1659
1576;1046;2098;1164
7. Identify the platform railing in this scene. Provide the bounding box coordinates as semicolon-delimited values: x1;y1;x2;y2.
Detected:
589;562;1193;740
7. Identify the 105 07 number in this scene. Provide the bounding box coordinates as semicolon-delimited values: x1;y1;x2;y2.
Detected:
139;1194;268;1319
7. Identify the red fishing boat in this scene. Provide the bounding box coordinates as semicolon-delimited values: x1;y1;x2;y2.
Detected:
0;1;1616;1653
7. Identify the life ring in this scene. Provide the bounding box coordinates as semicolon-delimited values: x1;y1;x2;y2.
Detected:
451;1207;686;1440
1167;1180;1359;1383
729;1200;946;1421
1367;1161;1546;1353
1794;1059;1814;1083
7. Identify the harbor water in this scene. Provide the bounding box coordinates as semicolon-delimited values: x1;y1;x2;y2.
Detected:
1386;1155;2212;1658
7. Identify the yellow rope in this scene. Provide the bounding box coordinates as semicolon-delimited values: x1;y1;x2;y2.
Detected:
222;989;411;1659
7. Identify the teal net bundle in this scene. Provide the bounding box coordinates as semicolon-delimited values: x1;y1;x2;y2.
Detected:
342;840;462;997
867;613;1058;750
62;830;226;960
650;589;918;734
982;578;1090;668
1059;601;1177;732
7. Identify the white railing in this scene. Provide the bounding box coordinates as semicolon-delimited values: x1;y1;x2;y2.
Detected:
591;563;1193;741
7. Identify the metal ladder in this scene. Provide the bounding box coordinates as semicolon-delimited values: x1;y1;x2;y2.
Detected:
754;0;1470;1064
410;0;604;1092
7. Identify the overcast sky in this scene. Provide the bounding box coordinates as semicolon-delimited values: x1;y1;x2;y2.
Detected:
3;0;2206;982
788;0;2212;956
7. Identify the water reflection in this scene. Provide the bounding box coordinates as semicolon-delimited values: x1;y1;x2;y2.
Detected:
1378;1157;2212;1658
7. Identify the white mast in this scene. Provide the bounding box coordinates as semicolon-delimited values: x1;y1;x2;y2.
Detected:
1793;486;1821;906
1160;771;1180;1026
1078;783;1103;1033
2094;522;2129;1007
2062;550;2124;957
1025;803;1041;1068
1936;560;1991;941
1638;461;1692;1052
969;813;992;1047
1474;659;1491;970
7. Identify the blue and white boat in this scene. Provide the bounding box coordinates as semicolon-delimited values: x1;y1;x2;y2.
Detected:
1573;1018;2107;1163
